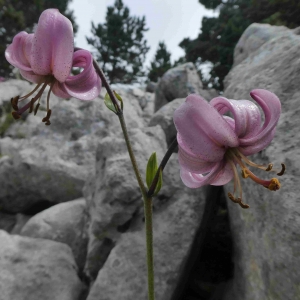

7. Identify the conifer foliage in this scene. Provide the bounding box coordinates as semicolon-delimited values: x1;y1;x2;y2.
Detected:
87;0;149;84
147;41;172;82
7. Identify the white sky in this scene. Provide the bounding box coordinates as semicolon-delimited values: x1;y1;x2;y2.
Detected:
69;0;217;67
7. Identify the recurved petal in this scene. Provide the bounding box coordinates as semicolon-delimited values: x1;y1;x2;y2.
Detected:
178;138;218;173
180;161;224;188
210;97;261;139
31;9;73;81
174;94;238;162
5;32;33;72
239;127;276;156
239;89;281;147
60;49;101;100
209;160;234;185
19;69;45;84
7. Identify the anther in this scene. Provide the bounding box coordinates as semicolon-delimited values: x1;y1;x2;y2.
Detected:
42;109;52;123
228;193;249;209
265;164;273;171
28;99;34;113
34;103;40;115
12;111;21;120
11;96;19;111
241;169;249;179
45;120;51;126
268;178;280;191
277;163;285;176
237;198;250;209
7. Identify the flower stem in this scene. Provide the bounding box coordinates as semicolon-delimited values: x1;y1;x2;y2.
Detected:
143;195;155;300
92;59;155;299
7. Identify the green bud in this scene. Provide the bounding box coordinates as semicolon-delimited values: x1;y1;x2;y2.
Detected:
104;92;117;113
146;152;163;196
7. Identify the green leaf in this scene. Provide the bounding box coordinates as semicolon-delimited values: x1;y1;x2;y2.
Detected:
153;167;163;197
113;90;123;110
104;92;117;113
146;152;158;189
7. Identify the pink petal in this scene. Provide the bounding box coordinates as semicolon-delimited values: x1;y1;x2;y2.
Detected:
5;32;33;72
210;97;261;139
178;139;218;173
210;160;234;185
57;49;101;100
180;161;224;188
19;69;46;84
174;94;238;162
31;9;73;82
239;89;281;148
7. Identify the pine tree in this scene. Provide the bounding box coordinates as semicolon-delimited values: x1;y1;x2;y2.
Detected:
0;0;77;78
147;41;172;82
87;0;149;84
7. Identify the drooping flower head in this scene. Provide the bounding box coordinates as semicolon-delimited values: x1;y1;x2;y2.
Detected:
5;8;101;125
174;89;285;209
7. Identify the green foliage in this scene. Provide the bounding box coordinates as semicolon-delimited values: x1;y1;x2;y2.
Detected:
0;0;78;78
147;41;172;82
146;152;162;196
87;0;149;84
179;0;300;91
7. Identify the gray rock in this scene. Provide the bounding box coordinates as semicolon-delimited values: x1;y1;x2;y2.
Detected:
146;81;157;93
233;23;290;67
20;198;88;271
154;62;212;112
87;154;205;300
0;229;85;300
149;98;185;147
83;125;167;280
222;23;300;300
0;82;146;213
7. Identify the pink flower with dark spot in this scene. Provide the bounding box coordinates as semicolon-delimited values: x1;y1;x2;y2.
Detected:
174;89;284;208
5;9;101;125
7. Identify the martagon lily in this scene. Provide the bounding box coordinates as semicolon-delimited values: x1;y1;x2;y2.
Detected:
174;89;285;209
5;8;101;125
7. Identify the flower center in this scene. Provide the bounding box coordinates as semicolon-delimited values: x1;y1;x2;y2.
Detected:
11;75;55;125
225;148;285;209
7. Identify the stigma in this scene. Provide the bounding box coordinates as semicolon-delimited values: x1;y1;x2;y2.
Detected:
225;148;285;209
10;76;55;125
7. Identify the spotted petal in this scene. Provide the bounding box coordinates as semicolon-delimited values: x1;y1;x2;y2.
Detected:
5;32;33;72
52;49;101;100
210;97;261;139
31;9;73;82
174;94;239;162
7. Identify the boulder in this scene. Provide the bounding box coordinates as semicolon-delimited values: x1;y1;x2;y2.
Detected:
20;198;88;271
0;82;146;213
83;125;168;279
86;154;206;300
0;229;85;300
154;63;212;112
149;98;185;147
222;23;300;300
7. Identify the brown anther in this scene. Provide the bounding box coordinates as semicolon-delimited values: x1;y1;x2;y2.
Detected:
241;169;249;179
268;178;280;191
45;120;51;126
277;163;285;176
29;99;34;113
265;164;273;171
42;109;52;122
11;111;21;120
34;103;40;115
10;96;19;111
228;193;249;209
237;198;250;209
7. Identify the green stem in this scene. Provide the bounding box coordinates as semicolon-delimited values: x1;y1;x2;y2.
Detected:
143;195;155;300
91;58;155;299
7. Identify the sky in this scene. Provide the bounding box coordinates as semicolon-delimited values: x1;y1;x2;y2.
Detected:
69;0;218;67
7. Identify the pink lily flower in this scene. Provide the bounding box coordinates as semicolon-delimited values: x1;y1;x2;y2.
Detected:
174;89;285;209
5;9;101;125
